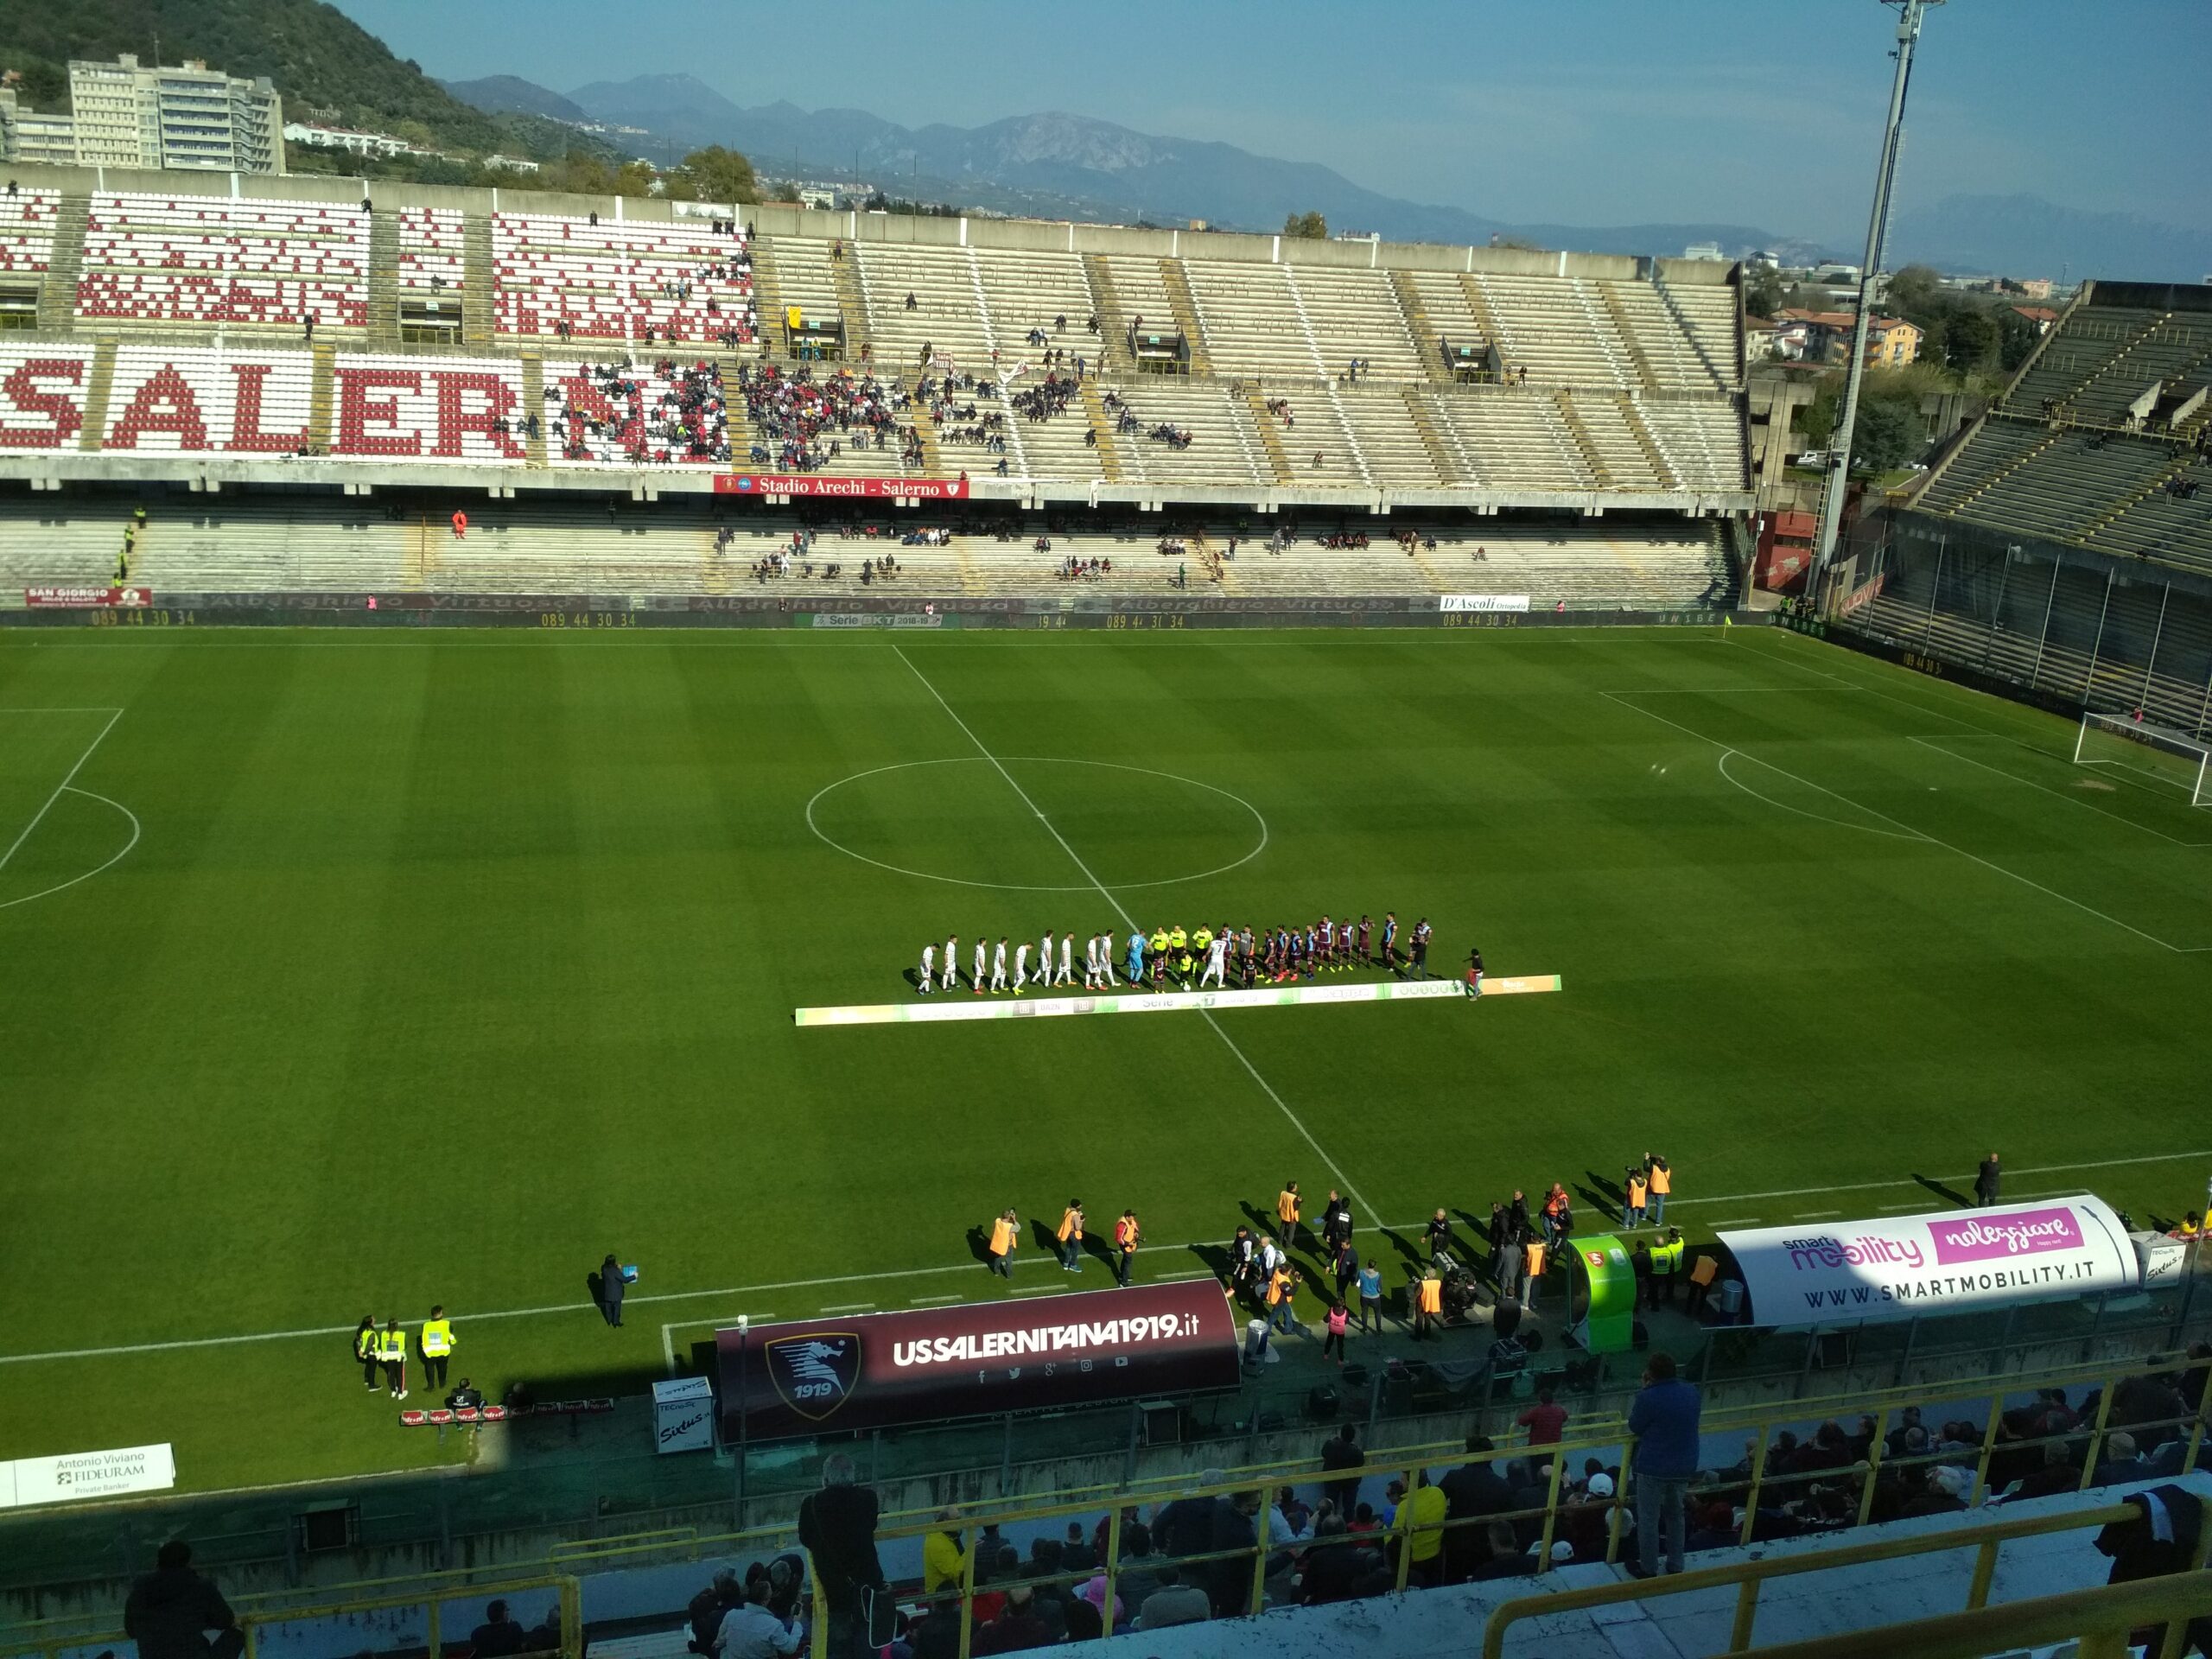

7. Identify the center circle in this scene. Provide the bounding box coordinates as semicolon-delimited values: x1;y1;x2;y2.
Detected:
804;758;1268;892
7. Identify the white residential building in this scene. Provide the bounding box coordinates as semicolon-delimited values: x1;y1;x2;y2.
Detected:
63;54;285;174
283;122;424;160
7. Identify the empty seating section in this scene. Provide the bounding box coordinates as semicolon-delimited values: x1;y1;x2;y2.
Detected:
396;208;464;296
1574;397;1671;489
1402;270;1491;367
2059;315;2212;425
1647;279;1738;388
77;196;369;329
1183;263;1326;379
1094;255;1182;346
2006;308;2164;412
543;359;731;467
1286;267;1425;381
1637;399;1745;492
1331;390;1449;487
1915;418;2050;514
1607;280;1731;391
0;191;59;277
1427;389;1597;489
492;214;755;346
0;343;96;448
760;236;841;321
100;348;316;453
1470;274;1630;387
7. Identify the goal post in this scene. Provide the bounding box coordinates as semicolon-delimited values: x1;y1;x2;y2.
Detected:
2074;709;2212;806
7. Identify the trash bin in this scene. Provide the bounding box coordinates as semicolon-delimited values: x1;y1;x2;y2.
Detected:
1718;1279;1745;1319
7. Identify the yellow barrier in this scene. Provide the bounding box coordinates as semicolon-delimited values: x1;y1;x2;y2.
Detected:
3;1349;2202;1659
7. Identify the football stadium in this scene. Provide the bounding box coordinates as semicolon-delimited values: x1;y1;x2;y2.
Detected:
3;5;2210;1657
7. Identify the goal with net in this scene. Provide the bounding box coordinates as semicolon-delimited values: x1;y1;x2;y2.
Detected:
2073;709;2212;806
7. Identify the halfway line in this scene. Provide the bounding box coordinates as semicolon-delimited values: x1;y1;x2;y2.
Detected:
889;641;1377;1219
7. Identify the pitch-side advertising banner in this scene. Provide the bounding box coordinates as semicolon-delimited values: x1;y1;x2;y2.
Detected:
716;1280;1239;1442
1438;594;1530;613
713;474;971;499
24;587;153;607
0;1444;175;1510
1718;1197;2138;1329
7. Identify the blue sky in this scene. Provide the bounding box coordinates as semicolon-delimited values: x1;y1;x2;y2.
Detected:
334;0;2209;240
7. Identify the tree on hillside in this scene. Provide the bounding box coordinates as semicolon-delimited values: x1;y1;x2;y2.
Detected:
1283;211;1327;239
767;181;802;204
613;160;658;199
667;145;759;206
1882;264;1945;325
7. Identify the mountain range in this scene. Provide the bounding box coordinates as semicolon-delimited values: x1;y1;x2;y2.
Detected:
442;73;2212;280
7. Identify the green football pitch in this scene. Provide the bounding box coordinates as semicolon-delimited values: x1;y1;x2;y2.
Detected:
1;623;2206;1497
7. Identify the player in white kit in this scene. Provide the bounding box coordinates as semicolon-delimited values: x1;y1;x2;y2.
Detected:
990;938;1009;993
919;944;936;994
942;934;959;992
1037;932;1053;986
1014;941;1032;994
971;938;987;995
1057;931;1075;985
1198;931;1228;989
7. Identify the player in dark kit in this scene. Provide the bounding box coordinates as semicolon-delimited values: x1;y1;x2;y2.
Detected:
1357;913;1373;963
1381;911;1398;968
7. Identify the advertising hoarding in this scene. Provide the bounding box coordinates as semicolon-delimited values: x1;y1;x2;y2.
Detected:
1717;1197;2138;1329
715;1280;1240;1442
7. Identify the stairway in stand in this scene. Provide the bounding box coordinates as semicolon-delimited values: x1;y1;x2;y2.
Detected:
307;341;337;454
1959;429;2060;511
1552;391;1611;486
520;356;547;467
365;211;401;348
1158;261;1215;375
1389;271;1453;385
460;214;494;348
76;339;118;452
1456;275;1507;368
39;195;89;330
1401;388;1460;482
830;248;874;365
1080;253;1131;372
1243;391;1295;485
1598;284;1662;392
748;238;787;356
1077;382;1127;482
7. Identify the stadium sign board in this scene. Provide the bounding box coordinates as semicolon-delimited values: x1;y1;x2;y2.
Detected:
715;1280;1239;1442
1439;594;1530;613
24;587;153;608
0;1443;175;1509
713;474;972;500
1716;1196;2137;1329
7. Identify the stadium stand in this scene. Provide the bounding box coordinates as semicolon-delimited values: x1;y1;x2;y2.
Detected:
1899;280;2212;581
0;169;1754;611
76;194;370;331
492;211;755;346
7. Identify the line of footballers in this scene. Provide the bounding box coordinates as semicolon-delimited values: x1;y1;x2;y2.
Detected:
918;913;1437;995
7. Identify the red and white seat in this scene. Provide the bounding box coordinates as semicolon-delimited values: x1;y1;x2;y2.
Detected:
0;192;59;276
397;207;465;297
493;213;756;346
76;195;370;330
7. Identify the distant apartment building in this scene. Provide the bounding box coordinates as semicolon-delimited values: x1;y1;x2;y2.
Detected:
1681;241;1727;262
1776;308;1921;368
0;55;285;173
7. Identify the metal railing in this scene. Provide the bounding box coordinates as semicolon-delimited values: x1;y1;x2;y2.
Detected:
4;1347;2204;1659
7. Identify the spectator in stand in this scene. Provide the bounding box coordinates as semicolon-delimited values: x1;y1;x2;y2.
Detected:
469;1600;524;1657
518;1606;563;1654
124;1542;245;1659
971;1586;1048;1654
922;1514;966;1595
1468;1522;1538;1580
1135;1563;1210;1630
1440;1435;1514;1580
1627;1351;1701;1579
797;1454;883;1659
1518;1387;1568;1455
1391;1471;1448;1587
1321;1424;1364;1515
1300;1513;1379;1603
687;1570;743;1655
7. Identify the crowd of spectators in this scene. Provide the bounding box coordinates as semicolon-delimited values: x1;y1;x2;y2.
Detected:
547;359;730;467
736;365;921;473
